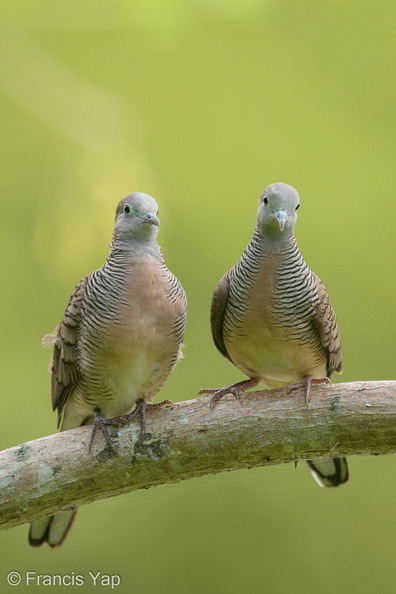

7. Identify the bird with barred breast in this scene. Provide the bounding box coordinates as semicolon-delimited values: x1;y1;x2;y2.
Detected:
29;192;187;547
199;182;348;488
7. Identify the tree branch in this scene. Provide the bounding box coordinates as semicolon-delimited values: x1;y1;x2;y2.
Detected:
1;380;396;531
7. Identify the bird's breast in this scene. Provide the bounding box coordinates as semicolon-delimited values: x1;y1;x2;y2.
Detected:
224;250;327;386
77;258;184;417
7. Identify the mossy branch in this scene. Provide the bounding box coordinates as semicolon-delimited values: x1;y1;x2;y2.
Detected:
1;380;396;531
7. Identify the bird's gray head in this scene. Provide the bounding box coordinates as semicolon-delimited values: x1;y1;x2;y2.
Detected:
114;192;160;242
256;183;300;238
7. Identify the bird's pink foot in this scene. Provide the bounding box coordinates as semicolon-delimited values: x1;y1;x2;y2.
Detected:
138;399;173;438
198;378;260;409
110;398;173;439
89;409;119;453
286;376;332;405
89;399;174;451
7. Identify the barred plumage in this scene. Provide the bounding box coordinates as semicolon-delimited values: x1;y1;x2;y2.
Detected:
201;183;347;489
30;192;187;548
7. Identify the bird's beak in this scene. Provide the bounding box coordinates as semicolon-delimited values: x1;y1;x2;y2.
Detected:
275;210;288;231
141;212;160;227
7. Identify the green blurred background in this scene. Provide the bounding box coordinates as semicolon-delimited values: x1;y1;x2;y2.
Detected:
1;1;395;592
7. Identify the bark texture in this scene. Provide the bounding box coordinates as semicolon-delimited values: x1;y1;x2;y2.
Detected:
1;381;395;530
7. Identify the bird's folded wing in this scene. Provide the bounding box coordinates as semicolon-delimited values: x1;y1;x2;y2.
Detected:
45;277;86;422
312;274;342;375
210;272;232;361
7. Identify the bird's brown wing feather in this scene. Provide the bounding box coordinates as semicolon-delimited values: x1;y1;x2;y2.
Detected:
312;274;342;376
44;277;86;425
210;272;233;362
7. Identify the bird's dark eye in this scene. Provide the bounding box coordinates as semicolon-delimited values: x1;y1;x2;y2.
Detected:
295;204;300;211
123;204;131;214
263;196;268;205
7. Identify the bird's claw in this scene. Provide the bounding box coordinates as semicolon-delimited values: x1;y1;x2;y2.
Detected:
230;387;242;399
201;377;260;408
89;409;119;453
286;376;332;406
197;388;217;396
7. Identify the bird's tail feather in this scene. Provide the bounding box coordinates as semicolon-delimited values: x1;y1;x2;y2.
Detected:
306;457;349;488
29;509;77;547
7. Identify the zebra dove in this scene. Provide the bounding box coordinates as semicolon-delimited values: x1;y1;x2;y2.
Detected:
199;183;348;488
29;192;187;547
